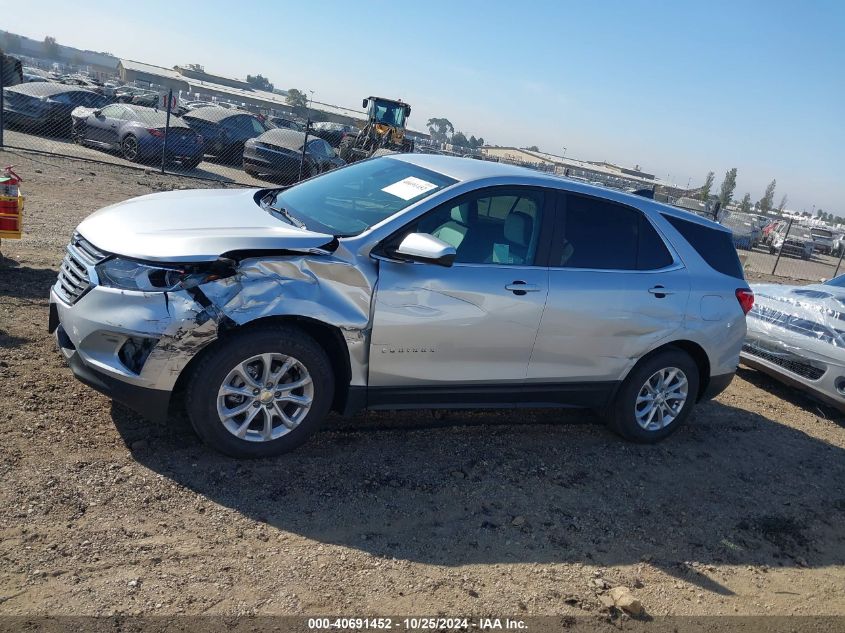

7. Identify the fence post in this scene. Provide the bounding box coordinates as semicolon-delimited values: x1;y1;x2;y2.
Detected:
0;52;5;149
298;117;310;182
833;245;845;279
160;89;172;175
771;216;794;276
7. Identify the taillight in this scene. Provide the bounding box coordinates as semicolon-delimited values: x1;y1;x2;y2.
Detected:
736;288;754;315
147;128;165;138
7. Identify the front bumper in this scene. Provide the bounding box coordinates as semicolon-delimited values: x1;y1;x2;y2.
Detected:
49;281;221;421
740;333;845;412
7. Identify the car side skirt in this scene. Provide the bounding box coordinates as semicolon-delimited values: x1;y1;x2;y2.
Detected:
341;382;620;415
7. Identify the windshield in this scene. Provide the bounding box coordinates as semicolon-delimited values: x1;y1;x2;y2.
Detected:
812;228;833;237
372;101;406;127
269;158;456;236
824;275;845;287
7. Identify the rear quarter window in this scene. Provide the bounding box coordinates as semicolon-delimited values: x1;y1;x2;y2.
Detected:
662;214;744;279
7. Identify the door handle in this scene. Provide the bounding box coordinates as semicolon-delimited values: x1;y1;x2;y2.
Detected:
648;285;675;298
506;281;541;296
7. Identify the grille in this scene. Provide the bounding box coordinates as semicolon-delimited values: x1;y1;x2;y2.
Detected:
742;342;825;381
55;234;106;304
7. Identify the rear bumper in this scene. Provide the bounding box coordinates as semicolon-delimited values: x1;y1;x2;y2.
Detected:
700;372;734;400
243;146;301;176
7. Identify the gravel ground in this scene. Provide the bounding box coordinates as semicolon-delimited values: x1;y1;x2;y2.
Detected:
1;150;844;622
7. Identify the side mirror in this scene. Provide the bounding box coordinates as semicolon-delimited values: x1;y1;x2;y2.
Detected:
362;98;369;109
404;105;411;117
394;233;455;267
93;109;102;117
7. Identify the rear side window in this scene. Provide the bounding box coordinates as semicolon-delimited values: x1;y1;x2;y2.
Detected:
663;214;744;279
558;195;673;270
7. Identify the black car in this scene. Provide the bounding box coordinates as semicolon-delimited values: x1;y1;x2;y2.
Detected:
310;121;357;148
243;129;345;183
2;82;109;136
267;116;305;131
181;106;270;164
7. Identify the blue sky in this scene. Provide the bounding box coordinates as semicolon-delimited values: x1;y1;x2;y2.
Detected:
4;0;844;212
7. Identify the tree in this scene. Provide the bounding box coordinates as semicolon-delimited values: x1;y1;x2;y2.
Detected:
451;132;470;147
246;74;274;92
426;117;454;143
776;194;788;214
718;168;738;208
758;179;777;213
43;36;60;59
699;171;715;201
2;32;22;53
739;193;752;214
285;88;308;115
816;208;824;218
525;145;540;152
71;51;84;67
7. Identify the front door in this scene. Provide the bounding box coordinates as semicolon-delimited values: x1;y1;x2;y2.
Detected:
369;187;553;397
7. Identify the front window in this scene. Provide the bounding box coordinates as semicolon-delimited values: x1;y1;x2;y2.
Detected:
267;158;456;236
371;101;406;127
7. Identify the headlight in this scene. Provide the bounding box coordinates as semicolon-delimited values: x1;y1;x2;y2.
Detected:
95;257;225;292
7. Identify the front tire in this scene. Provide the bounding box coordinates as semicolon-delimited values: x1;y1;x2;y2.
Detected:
185;326;335;458
121;134;140;162
606;348;699;443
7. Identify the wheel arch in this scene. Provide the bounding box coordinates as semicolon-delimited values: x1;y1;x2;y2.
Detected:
631;339;711;401
173;314;353;415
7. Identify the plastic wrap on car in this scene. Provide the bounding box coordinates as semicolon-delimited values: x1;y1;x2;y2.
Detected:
744;283;845;369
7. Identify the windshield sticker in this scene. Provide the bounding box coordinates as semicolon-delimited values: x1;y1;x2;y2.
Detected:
381;177;438;201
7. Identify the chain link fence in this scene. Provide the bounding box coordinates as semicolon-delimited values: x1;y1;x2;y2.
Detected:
719;209;845;282
1;54;358;188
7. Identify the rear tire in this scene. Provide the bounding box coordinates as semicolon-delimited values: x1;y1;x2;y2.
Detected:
605;348;699;443
185;326;335;458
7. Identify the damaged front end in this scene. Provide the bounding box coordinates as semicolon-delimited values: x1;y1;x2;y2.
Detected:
741;283;845;411
50;238;377;423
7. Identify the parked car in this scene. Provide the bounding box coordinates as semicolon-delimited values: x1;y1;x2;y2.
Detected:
309;121;357;148
130;90;161;108
761;219;783;246
2;82;109;136
742;279;845;412
115;86;151;103
59;75;105;95
70;103;204;168
769;225;814;259
810;226;835;255
721;214;761;250
267;116;304;131
243;129;345;183
181;107;271;163
49;155;751;458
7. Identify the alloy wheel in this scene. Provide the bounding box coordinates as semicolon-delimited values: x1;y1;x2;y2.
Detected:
634;367;688;431
216;353;313;443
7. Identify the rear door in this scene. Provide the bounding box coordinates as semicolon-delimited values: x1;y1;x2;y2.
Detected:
369;187;554;397
528;191;690;383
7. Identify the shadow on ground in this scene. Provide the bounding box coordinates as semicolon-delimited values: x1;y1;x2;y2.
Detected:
0;264;57;300
112;396;845;595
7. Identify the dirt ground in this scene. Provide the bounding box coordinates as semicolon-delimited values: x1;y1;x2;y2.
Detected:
1;150;844;623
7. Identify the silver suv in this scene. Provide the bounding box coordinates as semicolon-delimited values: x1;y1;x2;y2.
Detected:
49;155;752;457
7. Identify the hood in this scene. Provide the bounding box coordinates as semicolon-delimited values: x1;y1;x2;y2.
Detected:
77;188;334;263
